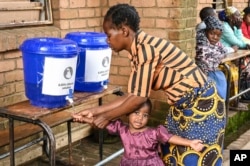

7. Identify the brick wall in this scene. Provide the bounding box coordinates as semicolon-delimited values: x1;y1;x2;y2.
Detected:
0;0;249;164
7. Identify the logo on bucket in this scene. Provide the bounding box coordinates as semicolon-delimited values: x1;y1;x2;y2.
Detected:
64;67;73;79
102;56;110;67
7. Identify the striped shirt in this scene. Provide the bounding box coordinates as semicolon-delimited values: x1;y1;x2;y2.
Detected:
128;30;207;105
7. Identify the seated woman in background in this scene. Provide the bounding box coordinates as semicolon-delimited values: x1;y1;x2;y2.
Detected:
218;6;250;49
218;6;250;110
241;7;250;44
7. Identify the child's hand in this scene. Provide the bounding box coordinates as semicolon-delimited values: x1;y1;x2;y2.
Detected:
72;110;94;123
190;139;204;152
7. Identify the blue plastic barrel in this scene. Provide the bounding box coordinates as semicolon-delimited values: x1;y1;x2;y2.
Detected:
65;32;112;92
20;37;78;108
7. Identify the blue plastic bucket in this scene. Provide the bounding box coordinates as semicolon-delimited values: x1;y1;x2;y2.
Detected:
20;37;78;108
65;32;111;92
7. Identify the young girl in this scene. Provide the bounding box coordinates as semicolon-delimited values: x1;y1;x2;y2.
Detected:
195;16;227;100
73;4;226;166
77;99;204;166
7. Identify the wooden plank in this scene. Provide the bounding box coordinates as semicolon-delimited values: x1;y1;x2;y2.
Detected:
0;111;72;147
222;50;250;63
0;85;122;147
2;85;122;120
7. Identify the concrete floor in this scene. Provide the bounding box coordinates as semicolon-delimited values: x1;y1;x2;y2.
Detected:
22;134;123;166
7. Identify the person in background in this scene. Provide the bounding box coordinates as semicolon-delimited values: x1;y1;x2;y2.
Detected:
241;7;250;43
196;6;217;32
72;3;226;166
195;16;227;100
74;99;204;166
218;6;250;49
219;6;250;110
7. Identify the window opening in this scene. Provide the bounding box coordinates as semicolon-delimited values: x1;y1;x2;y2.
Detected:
0;0;53;28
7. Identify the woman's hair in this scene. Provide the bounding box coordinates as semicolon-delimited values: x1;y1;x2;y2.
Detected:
199;7;216;21
243;7;250;15
104;3;140;32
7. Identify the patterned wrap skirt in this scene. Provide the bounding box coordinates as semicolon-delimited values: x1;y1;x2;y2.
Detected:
162;81;226;166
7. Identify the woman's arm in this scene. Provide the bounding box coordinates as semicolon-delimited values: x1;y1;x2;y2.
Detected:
93;94;147;128
72;93;147;128
222;22;247;48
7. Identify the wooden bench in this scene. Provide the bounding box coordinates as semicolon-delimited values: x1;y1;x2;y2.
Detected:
0;109;72;156
0;86;123;166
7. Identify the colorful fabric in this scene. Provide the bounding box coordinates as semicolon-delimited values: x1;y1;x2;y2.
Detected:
195;30;227;75
162;81;226;166
106;119;172;166
128;30;207;105
219;61;239;106
204;16;223;31
225;6;238;16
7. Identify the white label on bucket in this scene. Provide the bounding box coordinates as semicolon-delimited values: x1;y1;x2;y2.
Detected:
84;48;112;82
42;56;78;96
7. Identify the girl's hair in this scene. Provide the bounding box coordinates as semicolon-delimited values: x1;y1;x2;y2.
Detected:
104;3;140;32
127;98;152;116
138;98;152;114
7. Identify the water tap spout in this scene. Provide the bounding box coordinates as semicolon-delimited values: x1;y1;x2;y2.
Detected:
65;89;74;106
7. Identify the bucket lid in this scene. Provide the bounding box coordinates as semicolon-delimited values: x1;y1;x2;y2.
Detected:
20;37;78;55
65;32;108;46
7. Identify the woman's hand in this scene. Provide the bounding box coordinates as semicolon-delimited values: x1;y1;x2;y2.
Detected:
93;114;110;129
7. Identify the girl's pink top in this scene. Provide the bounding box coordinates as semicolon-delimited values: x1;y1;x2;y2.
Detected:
106;119;173;166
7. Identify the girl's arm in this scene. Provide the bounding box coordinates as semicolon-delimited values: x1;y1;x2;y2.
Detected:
72;94;147;128
168;135;204;152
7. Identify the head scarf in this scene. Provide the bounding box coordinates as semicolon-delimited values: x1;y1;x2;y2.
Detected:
226;6;238;16
204;16;223;31
218;6;241;22
218;10;227;21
